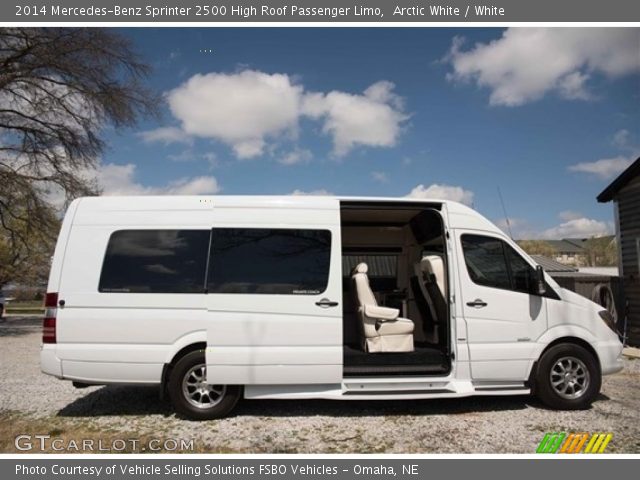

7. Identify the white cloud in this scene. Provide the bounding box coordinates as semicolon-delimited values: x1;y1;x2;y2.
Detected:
569;127;638;179
302;81;408;157
370;171;389;183
541;217;612;239
406;183;474;206
558;210;583;222
568;156;634;179
278;148;313;166
138;126;192;145
162;176;220;195
612;129;631;149
167;70;303;159
160;71;408;160
446;28;640;106
97;163;220;196
290;189;333;196
493;212;614;240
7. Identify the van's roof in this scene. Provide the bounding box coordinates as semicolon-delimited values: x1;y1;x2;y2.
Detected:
73;194;465;209
70;195;502;233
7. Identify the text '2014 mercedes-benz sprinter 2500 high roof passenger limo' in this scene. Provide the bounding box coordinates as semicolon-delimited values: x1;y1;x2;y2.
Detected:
41;196;623;419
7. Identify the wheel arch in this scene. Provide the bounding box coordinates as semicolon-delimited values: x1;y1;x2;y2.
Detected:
161;341;207;395
528;335;601;392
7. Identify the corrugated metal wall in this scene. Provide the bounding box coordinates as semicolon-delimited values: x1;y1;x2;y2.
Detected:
617;175;640;346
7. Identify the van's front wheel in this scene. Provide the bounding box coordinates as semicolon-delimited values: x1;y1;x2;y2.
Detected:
168;350;240;420
535;343;601;410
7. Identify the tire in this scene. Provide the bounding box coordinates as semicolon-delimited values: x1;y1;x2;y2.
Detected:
167;350;241;420
535;343;601;410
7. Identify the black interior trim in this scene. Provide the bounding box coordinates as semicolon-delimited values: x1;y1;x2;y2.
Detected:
342;246;403;253
340;201;442;211
341;221;408;227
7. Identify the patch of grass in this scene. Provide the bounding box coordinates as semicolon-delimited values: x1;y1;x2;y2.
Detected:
0;411;223;454
4;300;44;315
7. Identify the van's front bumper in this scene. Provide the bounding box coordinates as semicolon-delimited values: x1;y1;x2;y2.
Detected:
40;345;63;378
596;339;624;375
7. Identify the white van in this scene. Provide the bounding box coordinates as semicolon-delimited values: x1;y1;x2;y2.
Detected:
41;196;623;419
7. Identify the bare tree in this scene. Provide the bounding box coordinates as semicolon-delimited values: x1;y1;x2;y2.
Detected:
0;28;158;288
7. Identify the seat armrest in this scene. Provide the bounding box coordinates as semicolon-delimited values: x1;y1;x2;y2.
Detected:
363;304;400;321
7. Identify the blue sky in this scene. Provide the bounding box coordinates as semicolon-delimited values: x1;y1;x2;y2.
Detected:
99;28;640;239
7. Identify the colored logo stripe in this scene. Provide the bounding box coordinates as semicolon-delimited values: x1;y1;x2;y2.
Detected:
536;432;565;453
559;433;588;453
585;433;613;453
537;432;612;454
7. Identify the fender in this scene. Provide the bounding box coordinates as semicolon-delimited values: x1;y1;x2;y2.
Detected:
526;325;599;377
163;330;208;364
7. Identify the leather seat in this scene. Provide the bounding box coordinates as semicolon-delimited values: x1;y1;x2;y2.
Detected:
412;255;447;344
421;255;446;296
351;263;414;352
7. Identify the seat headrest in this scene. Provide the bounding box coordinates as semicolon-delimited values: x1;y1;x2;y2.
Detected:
420;255;446;296
420;255;443;276
352;262;368;275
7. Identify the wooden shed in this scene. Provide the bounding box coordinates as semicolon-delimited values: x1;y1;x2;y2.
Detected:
598;156;640;346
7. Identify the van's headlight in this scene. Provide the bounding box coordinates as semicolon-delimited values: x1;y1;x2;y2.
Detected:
598;310;616;332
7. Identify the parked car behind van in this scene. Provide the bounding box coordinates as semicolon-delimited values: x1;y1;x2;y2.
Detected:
41;196;624;419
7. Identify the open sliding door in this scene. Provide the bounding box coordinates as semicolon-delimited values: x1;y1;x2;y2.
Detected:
205;197;343;385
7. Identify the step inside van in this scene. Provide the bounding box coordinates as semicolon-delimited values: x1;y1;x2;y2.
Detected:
40;196;624;419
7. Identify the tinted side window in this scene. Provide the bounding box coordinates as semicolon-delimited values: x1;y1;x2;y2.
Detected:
506;245;534;294
99;230;210;293
208;228;331;295
461;235;511;290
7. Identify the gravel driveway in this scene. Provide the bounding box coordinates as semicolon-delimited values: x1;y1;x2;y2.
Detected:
1;316;639;453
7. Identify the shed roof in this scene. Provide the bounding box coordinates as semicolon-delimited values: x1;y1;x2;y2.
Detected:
543;240;585;254
564;236;615;249
597;156;640;202
530;255;579;273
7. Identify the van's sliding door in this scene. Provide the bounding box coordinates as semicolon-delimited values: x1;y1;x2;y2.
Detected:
205;198;343;385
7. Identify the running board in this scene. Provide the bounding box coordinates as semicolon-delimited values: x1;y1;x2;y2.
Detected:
472;381;528;391
343;376;464;394
243;379;530;400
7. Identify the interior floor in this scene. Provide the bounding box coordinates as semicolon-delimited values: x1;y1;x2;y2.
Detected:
343;343;449;376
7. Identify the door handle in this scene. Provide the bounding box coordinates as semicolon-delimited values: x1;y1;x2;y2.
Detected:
466;299;488;308
315;298;339;308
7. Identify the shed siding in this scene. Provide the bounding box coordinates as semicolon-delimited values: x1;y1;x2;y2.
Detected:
617;175;640;345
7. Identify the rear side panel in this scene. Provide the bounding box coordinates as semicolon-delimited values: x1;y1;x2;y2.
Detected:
41;199;82;378
54;197;215;383
46;199;82;292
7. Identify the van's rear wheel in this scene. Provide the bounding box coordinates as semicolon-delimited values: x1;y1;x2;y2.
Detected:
535;343;600;410
168;350;240;420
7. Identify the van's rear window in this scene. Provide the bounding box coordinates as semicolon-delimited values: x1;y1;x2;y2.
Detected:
99;230;210;293
207;228;331;295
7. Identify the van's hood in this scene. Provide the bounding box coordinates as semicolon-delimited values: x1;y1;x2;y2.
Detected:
558;287;600;312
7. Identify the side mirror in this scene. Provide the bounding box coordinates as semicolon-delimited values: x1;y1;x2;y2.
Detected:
535;265;546;295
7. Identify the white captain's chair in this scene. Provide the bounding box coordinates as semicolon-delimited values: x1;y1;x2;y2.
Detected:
412;254;447;344
421;255;446;299
351;263;414;353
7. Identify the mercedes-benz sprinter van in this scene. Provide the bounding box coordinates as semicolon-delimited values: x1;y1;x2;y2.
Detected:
41;196;623;419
